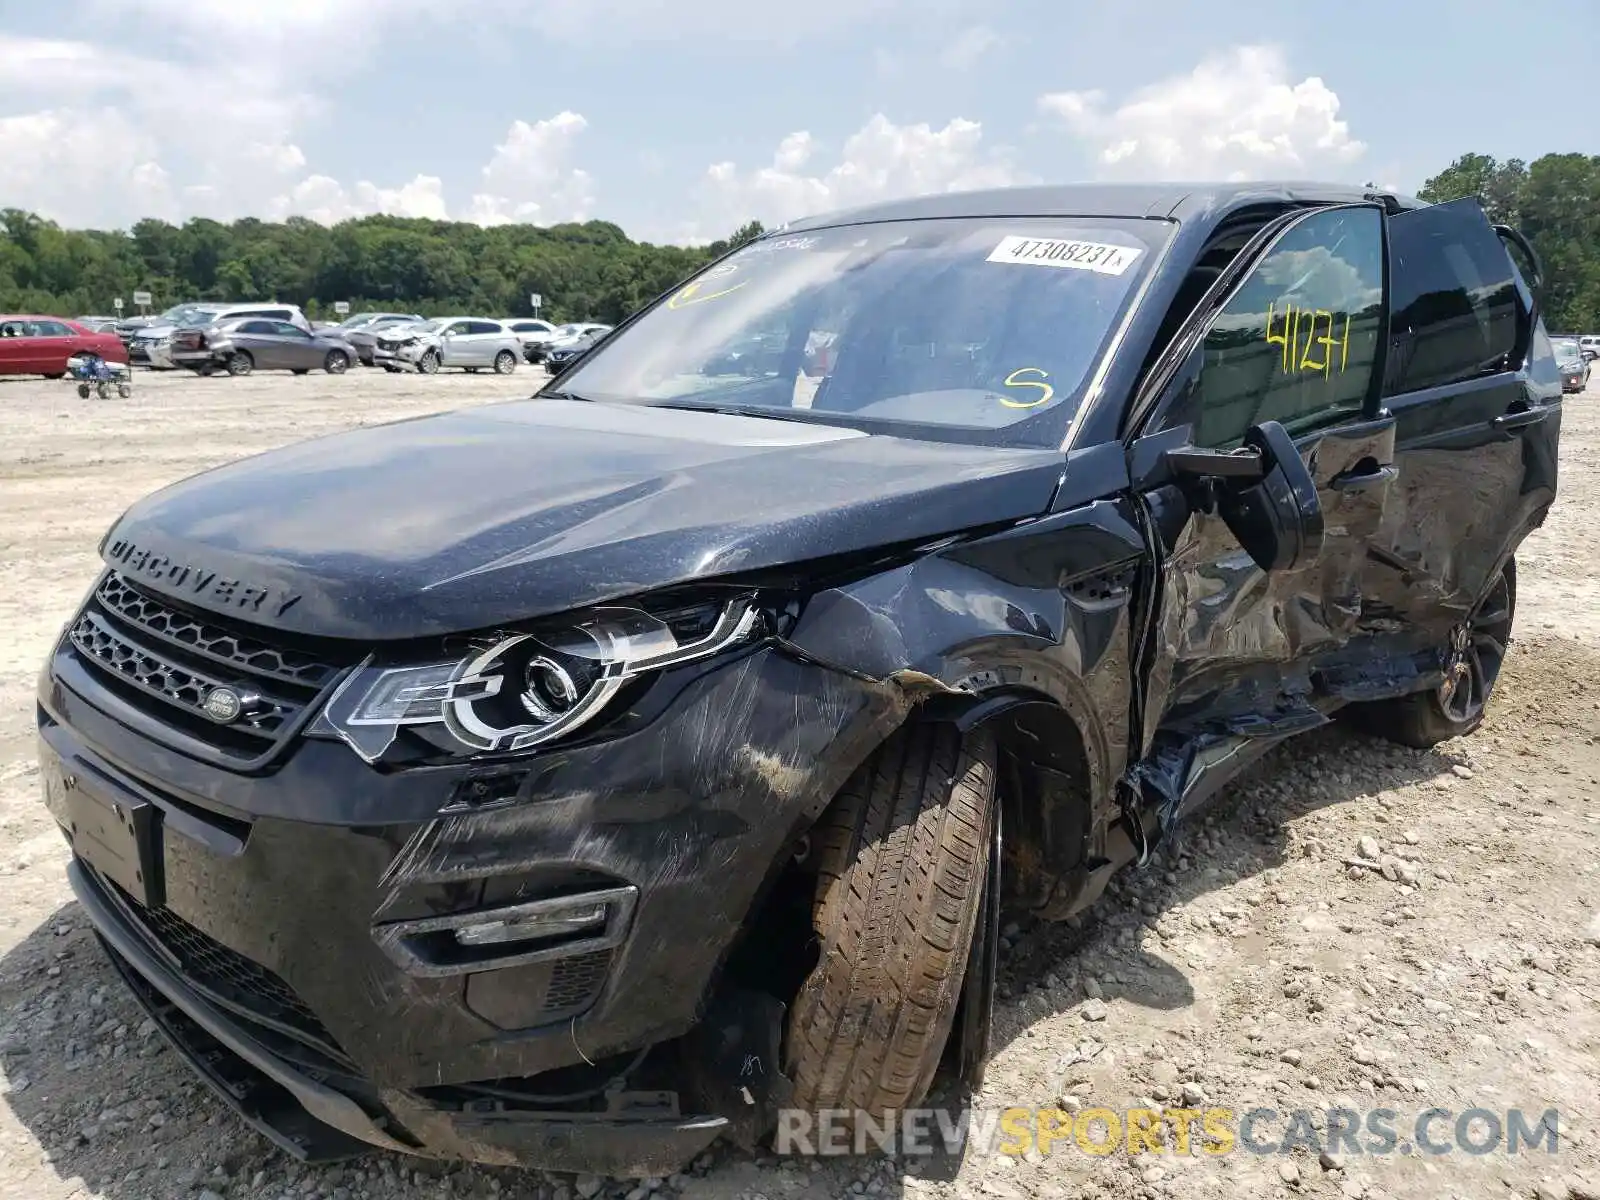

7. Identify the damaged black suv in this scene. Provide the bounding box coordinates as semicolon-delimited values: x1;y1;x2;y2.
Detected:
38;183;1560;1177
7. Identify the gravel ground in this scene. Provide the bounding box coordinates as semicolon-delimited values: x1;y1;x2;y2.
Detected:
0;367;1596;1200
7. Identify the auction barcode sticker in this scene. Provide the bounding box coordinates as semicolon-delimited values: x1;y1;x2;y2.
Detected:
987;236;1142;275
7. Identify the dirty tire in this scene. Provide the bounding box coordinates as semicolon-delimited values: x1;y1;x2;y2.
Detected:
323;350;348;374
226;351;253;377
1344;558;1516;748
493;349;517;374
785;722;996;1129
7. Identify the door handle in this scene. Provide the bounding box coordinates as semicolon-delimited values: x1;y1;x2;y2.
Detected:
1330;463;1399;491
1492;407;1549;432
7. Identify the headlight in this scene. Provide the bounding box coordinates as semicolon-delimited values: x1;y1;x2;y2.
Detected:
314;597;762;763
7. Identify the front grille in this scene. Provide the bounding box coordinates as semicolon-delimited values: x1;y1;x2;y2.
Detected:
65;572;347;765
90;867;346;1062
136;899;339;1048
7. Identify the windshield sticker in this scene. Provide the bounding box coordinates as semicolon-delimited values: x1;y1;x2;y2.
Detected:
987;236;1142;275
667;276;748;310
739;235;822;256
1000;367;1056;409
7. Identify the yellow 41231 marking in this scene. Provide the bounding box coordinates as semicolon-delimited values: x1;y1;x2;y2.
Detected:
667;278;747;310
1266;301;1351;378
1000;367;1055;409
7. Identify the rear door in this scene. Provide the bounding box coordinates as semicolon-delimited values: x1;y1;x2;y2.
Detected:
231;319;284;367
467;320;506;364
1129;203;1396;808
1365;196;1558;649
33;319;78;373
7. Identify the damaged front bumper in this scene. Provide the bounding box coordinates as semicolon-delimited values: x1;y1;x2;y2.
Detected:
37;642;906;1174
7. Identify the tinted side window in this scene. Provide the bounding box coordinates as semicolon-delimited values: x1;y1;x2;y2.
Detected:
35;320;72;337
467;321;502;335
1190;206;1385;449
272;321;308;337
235;321;275;334
1384;198;1518;396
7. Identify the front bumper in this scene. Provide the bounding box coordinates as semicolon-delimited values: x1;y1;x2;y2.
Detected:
38;609;901;1171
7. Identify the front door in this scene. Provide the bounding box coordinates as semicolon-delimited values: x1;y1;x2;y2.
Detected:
1128;203;1396;819
438;321;473;367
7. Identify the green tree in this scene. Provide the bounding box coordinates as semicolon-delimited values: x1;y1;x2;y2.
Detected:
1419;151;1600;331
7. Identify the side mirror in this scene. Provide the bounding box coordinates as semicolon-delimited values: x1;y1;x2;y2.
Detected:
1165;420;1324;573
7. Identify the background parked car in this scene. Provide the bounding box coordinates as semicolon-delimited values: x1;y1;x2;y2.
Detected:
128;302;311;368
529;322;611;364
543;326;610;372
1552;335;1592;392
1580;334;1600;361
73;315;121;333
335;314;427;366
501;318;559;360
372;317;522;374
169;317;360;377
0;316;128;377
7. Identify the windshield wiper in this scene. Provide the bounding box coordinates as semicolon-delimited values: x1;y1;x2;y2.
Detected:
639;400;825;424
537;390;596;402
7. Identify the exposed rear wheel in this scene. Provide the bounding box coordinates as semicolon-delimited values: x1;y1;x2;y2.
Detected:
226;351;253;377
493;349;517;374
324;350;349;374
784;723;996;1130
1344;559;1515;748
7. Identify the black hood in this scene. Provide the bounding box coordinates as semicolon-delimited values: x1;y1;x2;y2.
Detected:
100;399;1066;640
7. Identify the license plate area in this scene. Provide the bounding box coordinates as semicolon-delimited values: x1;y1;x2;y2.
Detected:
58;769;165;908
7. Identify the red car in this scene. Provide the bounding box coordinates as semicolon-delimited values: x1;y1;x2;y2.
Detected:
0;315;129;378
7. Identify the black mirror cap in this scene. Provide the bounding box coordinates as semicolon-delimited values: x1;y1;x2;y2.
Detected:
1216;420;1325;574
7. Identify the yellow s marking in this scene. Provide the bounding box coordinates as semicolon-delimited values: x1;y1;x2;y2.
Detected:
1001;366;1055;409
667;278;747;310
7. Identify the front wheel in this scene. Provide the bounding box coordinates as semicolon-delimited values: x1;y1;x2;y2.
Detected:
493;349;517;375
226;351;253;377
784;723;996;1130
418;350;441;375
1345;559;1516;748
324;350;349;374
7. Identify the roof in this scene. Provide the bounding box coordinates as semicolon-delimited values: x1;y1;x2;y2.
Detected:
780;181;1425;232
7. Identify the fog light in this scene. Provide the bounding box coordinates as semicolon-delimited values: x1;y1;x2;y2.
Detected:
454;900;611;947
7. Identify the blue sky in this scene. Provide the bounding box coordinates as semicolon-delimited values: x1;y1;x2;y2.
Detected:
0;0;1593;243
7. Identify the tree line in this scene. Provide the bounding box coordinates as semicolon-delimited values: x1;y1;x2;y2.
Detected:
1418;152;1600;332
1;150;1596;330
0;209;767;326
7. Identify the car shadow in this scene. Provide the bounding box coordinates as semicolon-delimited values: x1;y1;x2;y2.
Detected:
0;723;1458;1200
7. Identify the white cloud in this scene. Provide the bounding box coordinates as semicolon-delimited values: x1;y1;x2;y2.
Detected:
466;113;596;226
1038;45;1366;181
940;25;1001;70
685;113;1027;242
266;175;450;224
0;108;177;227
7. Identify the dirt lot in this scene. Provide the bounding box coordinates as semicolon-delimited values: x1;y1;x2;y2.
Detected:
0;367;1596;1200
